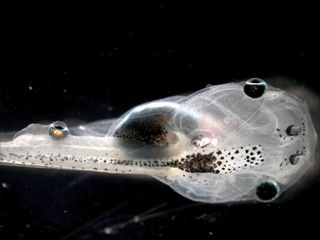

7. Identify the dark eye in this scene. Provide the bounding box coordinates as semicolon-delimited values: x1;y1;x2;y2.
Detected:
255;180;280;202
49;121;69;139
286;125;301;136
243;78;267;98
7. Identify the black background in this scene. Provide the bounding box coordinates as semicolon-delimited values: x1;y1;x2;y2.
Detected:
0;1;319;240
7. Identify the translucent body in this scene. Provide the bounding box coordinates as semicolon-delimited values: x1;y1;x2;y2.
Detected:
0;81;317;203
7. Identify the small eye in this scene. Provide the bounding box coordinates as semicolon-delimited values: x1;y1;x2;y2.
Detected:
49;121;69;139
255;180;280;202
289;153;302;165
286;125;301;136
243;78;267;98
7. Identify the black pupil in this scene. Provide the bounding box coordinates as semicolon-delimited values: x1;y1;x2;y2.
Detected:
256;182;278;201
243;80;266;98
54;125;65;130
250;79;261;83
